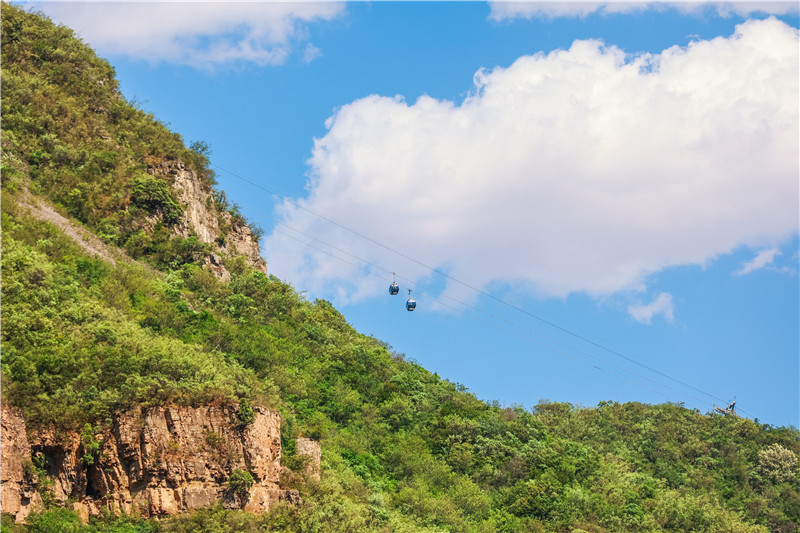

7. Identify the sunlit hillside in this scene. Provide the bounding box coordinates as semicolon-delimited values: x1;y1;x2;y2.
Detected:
1;5;798;532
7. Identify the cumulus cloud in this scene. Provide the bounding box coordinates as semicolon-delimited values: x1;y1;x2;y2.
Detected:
628;293;675;324
488;1;799;21
734;248;782;275
32;2;344;68
263;18;799;305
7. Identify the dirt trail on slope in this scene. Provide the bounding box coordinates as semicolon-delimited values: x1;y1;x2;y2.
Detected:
15;190;141;269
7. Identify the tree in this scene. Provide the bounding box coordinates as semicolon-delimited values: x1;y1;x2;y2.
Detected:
227;469;254;500
757;443;798;483
237;398;255;426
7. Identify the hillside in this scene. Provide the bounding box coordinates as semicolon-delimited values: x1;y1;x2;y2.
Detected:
1;5;798;532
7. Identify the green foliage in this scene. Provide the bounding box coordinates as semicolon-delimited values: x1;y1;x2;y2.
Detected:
1;5;799;532
249;222;264;244
157;505;261;533
227;469;255;499
80;423;101;465
189;140;210;157
131;175;183;225
758;443;798;483
0;217;256;428
10;508;156;533
28;453;57;509
237;397;255;426
5;198;799;532
0;3;235;266
26;508;83;533
1;513;28;533
204;431;225;455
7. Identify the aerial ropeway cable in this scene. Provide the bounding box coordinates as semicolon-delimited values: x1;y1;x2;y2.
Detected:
212;161;745;416
271;221;738;414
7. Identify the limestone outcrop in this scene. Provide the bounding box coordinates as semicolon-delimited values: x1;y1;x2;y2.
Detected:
0;404;318;521
147;159;267;277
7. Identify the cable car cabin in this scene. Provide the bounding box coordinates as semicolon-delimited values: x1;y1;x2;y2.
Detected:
405;289;416;311
389;282;399;295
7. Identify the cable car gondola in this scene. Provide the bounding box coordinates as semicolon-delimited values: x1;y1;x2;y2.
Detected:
389;272;399;295
405;289;416;311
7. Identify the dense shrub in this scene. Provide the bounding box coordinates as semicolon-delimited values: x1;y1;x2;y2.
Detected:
227;469;255;500
131;175;183;225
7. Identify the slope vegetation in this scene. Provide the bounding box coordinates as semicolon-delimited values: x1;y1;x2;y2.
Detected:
1;5;798;532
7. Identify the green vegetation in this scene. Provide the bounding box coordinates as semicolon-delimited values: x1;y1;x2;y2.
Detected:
130;175;184;226
238;397;256;426
0;2;258;260
80;423;101;466
1;4;798;532
228;469;256;500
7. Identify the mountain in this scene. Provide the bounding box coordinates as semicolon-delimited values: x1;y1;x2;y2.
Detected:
1;4;798;532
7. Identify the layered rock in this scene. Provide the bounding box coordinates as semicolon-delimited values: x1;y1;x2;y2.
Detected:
147;160;267;277
1;406;42;522
0;404;310;521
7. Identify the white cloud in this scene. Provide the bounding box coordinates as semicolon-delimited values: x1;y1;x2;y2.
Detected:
628;293;675;324
489;2;613;20
263;18;799;305
734;248;782;275
488;1;799;21
302;43;323;64
32;2;345;68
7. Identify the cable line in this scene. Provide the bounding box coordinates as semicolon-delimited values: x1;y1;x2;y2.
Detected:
213;162;733;409
272;219;719;411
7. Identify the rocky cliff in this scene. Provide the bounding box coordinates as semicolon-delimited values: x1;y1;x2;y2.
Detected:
1;404;318;522
1;406;42;523
148;159;267;281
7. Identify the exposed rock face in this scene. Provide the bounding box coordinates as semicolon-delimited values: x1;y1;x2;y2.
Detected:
148;160;267;277
1;406;42;522
204;252;232;283
296;438;322;481
0;404;307;521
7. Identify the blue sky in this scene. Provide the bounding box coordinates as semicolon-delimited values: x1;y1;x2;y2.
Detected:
31;1;799;427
